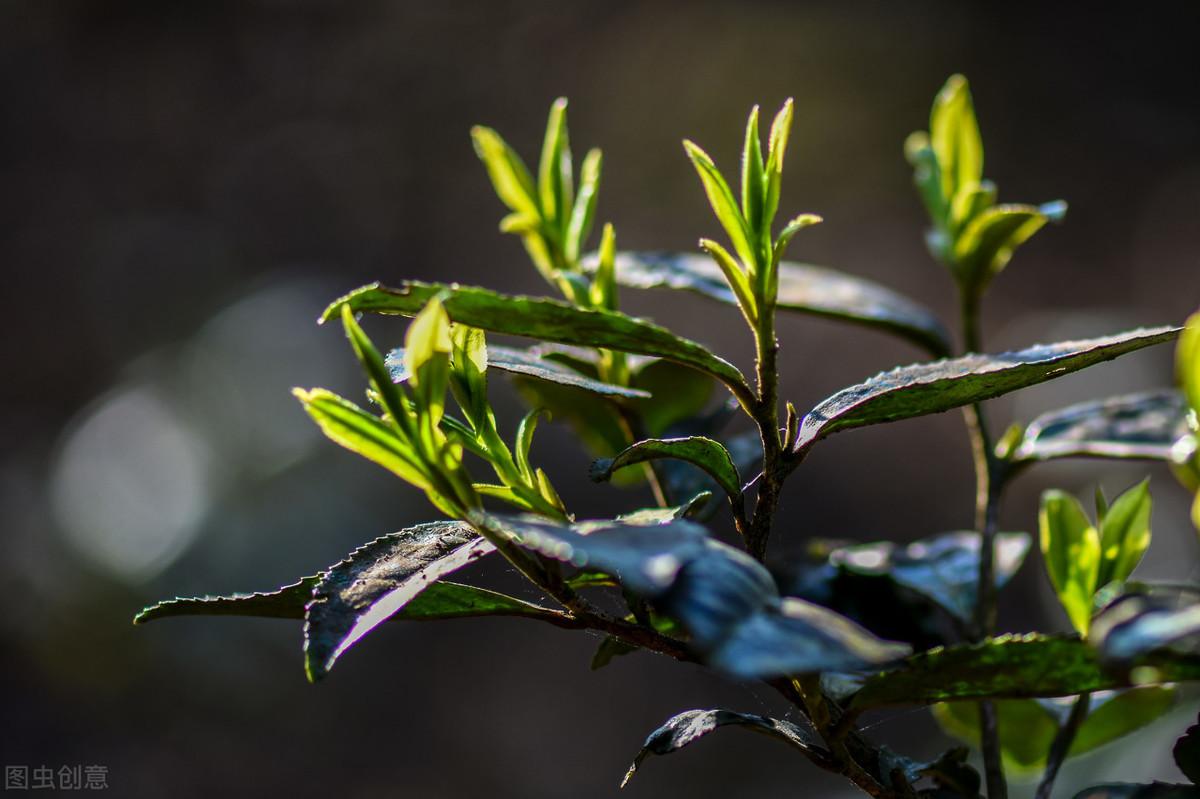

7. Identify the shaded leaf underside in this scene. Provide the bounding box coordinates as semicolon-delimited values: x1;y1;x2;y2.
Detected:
1010;390;1189;464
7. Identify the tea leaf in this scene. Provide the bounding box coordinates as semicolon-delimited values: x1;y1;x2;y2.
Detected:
621;709;825;788
845;634;1200;711
930;75;983;206
1008;391;1189;464
135;579;559;625
954;202;1066;291
683;140;758;270
793;327;1179;454
538;97;572;229
932;687;1174;774
387;343;649;399
304;521;496;681
763;99;793;234
1040;490;1102;636
740;106;765;237
1097;479;1152;588
1180;311;1200;414
565;148;602;264
470;125;539;218
829;531;1031;623
590;436;741;499
322;282;752;404
587;251;952;356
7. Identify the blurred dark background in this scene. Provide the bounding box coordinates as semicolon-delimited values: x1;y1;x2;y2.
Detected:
2;1;1199;796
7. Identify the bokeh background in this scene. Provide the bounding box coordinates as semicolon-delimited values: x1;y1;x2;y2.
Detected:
3;1;1199;796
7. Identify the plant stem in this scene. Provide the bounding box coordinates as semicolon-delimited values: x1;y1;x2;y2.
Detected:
1034;693;1091;799
743;296;784;561
960;289;1008;799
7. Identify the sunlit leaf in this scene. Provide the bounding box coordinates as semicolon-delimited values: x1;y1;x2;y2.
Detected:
1007;391;1189;464
591;437;741;499
470;125;539;218
293;388;431;491
845;634;1200;711
763;98;793;232
322;281;752;403
1040;490;1102;636
1180;311;1200;414
621;708;825;788
829;531;1031;623
929;74;983;206
953;202;1066;291
792;327;1179;455
538;97;572;229
565;148;602;264
1097;479;1152;588
740;105;766;237
683;140;758;271
304;522;496;680
586;251;951;356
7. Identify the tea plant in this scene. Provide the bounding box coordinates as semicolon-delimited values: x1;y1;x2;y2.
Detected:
137;77;1200;798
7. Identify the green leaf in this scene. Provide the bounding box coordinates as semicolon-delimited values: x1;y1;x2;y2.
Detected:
322;281;753;406
1180;310;1200;414
1092;593;1200;665
470;125;539;218
763;98;793;233
699;239;756;325
929;74;983;205
953;202;1066;291
590;436;742;499
1040;490;1102;636
615;491;713;525
904;131;949;231
135;577;320;623
949;179;997;233
514;408;544;481
621;708;825;788
792;327;1180;454
304;521;496;680
740;106;766;237
1007;391;1189;464
845;634;1200;712
565;148;602;264
829;531;1031;624
387;343;649;399
293;388;431;492
589;222;617;311
933;687;1175;775
629;358;716;437
1097;479;1152;588
587;251;952;356
538;97;572;230
682;140;758;271
772;213;823;267
660;430;761;515
404;297;453;430
448;324;490;424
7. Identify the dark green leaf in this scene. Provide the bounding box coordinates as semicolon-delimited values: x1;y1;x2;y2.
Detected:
846;634;1200;712
829;531;1031;623
304;522;495;681
615;491;713;525
1069;687;1176;756
661;429;761;514
135;577;319;623
586;251;951;356
387;344;649;398
621;708;826;788
794;327;1180;454
591;437;741;499
135;580;561;624
704;594;912;679
322;281;752;404
486;513;909;678
1009;391;1189;464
